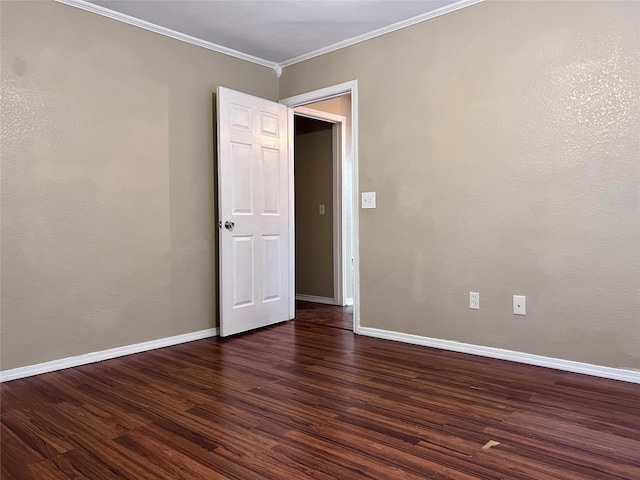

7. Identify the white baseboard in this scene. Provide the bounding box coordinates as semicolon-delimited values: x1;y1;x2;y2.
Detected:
6;323;636;385
345;298;354;306
357;326;640;384
0;328;218;383
295;294;336;305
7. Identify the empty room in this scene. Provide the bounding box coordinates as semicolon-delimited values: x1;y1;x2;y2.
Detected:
1;0;639;478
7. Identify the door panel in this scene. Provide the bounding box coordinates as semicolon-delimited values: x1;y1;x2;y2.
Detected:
262;234;282;302
261;148;280;214
231;142;253;214
217;87;291;336
232;236;254;308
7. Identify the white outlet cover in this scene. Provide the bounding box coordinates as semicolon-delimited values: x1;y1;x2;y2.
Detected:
470;292;479;310
362;192;376;209
513;295;526;315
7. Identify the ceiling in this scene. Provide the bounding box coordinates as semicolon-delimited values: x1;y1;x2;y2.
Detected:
62;0;480;69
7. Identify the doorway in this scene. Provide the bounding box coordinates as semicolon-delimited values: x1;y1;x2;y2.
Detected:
281;81;359;332
294;115;335;304
293;110;353;330
293;106;351;304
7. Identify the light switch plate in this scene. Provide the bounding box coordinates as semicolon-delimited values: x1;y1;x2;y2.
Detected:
362;192;376;209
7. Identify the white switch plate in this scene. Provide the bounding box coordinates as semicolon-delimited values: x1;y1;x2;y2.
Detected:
513;295;526;315
319;204;325;215
362;192;376;209
470;292;479;310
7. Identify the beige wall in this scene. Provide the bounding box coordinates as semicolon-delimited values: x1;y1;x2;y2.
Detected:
295;120;334;298
2;0;638;373
280;0;640;369
0;0;278;370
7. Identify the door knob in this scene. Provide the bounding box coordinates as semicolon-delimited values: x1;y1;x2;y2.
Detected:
224;221;235;230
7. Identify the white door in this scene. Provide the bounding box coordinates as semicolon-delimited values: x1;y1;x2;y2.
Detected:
217;86;292;337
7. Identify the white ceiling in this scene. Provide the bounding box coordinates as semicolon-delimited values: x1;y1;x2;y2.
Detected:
63;0;479;68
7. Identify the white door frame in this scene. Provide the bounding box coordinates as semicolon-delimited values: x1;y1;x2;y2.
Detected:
293;107;347;307
280;80;360;333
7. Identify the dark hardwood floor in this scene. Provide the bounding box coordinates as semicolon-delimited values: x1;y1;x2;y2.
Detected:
295;300;353;330
2;304;639;479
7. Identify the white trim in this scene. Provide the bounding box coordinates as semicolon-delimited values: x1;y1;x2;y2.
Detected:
294;107;345;125
333;120;347;307
351;84;360;335
278;0;484;67
295;294;336;305
286;109;296;320
55;0;278;70
0;328;218;383
281;80;359;334
280;82;355;107
357;327;640;384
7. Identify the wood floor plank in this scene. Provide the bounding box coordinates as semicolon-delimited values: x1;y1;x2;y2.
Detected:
28;456;79;480
0;421;45;466
2;302;639;478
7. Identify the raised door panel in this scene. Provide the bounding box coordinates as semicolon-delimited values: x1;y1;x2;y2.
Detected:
232;236;254;308
262;234;281;302
260;111;279;137
231;142;253;215
261;147;280;216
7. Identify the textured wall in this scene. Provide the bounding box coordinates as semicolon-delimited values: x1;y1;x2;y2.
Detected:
1;0;278;370
294;118;334;298
280;0;640;369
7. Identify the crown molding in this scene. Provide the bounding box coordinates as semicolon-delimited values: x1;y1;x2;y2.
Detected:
278;0;484;68
55;0;279;71
56;0;483;74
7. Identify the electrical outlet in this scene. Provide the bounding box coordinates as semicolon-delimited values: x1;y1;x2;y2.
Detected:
513;295;526;315
470;292;479;310
361;192;376;209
